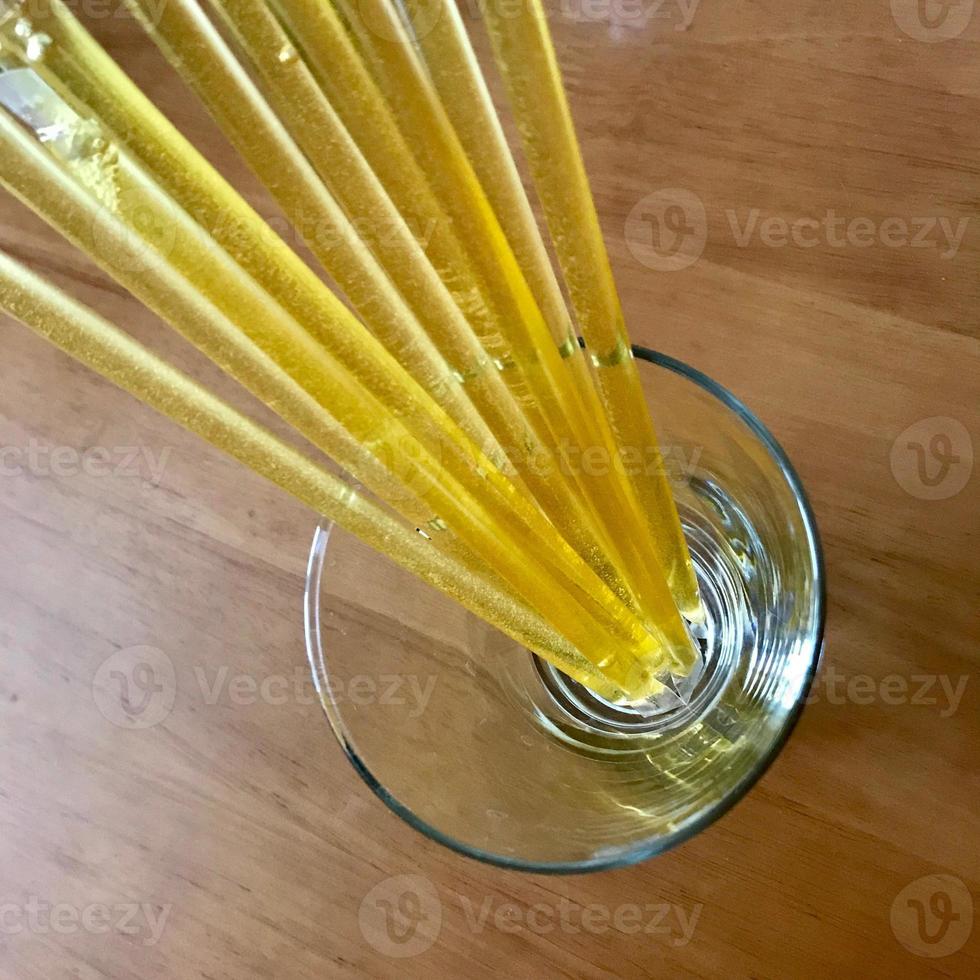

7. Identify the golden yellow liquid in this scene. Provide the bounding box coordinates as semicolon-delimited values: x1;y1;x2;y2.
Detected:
405;4;675;594
127;0;693;653
0;51;670;695
266;0;697;660
0;252;628;700
0;0;703;693
116;0;645;618
482;0;704;621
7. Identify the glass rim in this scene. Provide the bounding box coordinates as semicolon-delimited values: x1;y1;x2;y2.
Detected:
304;346;827;874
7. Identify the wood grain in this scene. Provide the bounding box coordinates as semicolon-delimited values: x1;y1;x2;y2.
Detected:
1;2;978;977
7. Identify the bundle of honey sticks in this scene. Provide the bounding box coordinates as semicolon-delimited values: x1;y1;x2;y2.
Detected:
0;0;701;700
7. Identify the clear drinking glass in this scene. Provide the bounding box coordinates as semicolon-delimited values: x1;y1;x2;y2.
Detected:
304;347;825;872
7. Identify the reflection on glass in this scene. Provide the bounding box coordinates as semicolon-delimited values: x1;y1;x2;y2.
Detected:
305;348;825;873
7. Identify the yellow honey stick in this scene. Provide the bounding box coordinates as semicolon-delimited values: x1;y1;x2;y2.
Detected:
297;0;698;664
117;0;633;593
0;104;672;693
187;0;681;625
209;0;536;391
0;31;544;594
269;0;589;453
0;84;446;533
373;0;690;618
406;0;637;483
4;0;499;461
0;252;630;700
383;0;580;383
0;7;652;644
481;0;703;620
202;0;614;558
253;0;695;673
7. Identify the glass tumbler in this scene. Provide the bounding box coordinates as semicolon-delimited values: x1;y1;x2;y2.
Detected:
304;347;825;872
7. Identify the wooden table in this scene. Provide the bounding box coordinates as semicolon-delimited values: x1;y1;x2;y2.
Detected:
1;2;977;976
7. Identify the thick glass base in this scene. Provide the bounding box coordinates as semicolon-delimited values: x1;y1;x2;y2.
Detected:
304;348;825;872
530;489;750;741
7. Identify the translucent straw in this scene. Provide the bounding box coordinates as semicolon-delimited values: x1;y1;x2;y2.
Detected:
481;0;703;620
266;0;698;661
0;96;672;693
118;0;637;599
6;0;498;457
0;251;628;700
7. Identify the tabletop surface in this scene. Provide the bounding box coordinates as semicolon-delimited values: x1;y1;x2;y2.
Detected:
1;2;978;977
